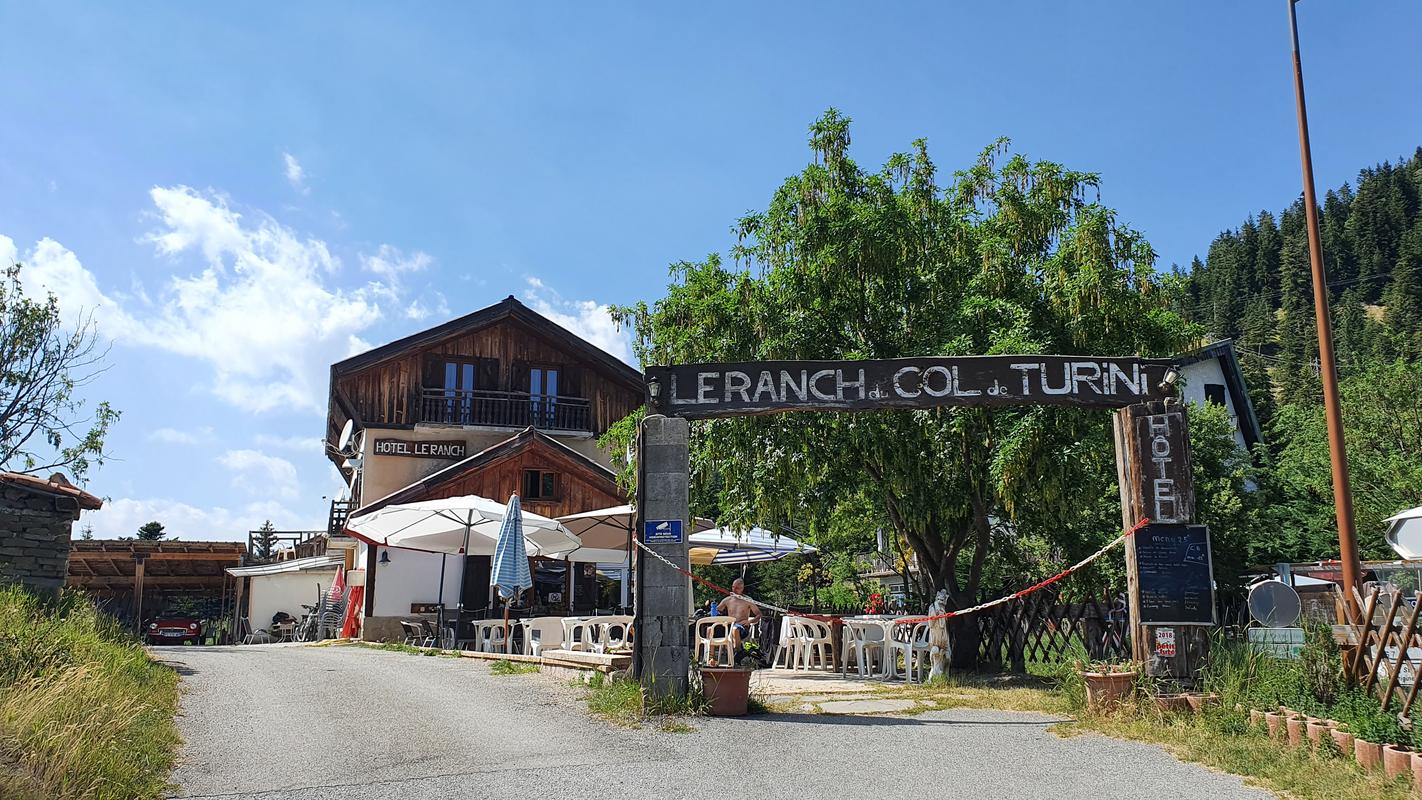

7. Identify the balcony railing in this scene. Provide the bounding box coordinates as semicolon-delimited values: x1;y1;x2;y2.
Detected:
418;389;592;433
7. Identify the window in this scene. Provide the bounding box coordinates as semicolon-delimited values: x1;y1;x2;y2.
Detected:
1203;383;1227;407
523;469;558;500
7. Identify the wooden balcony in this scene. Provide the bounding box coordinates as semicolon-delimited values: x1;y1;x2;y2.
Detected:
418;389;592;433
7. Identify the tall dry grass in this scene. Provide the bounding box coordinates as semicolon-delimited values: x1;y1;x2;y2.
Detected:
0;585;179;799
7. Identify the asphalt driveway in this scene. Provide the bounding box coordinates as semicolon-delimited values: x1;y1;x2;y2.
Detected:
157;644;1270;800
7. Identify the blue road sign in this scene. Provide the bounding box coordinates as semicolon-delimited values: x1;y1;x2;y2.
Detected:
643;519;684;544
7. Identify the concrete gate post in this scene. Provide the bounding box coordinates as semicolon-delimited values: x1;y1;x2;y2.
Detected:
635;415;691;701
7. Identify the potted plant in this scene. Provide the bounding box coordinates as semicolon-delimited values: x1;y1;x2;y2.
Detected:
1304;716;1331;749
1154;693;1192;715
1329;722;1354;756
1350;712;1394;771
1284;712;1307;749
1185;692;1219;713
1077;660;1138;714
1382;743;1412;781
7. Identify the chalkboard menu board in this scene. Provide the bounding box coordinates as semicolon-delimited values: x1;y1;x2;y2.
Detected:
1133;523;1216;625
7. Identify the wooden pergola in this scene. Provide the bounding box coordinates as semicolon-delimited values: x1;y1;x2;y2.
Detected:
67;541;248;629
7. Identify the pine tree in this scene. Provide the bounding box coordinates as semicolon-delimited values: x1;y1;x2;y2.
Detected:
254;520;278;561
1383;218;1422;357
1276;225;1319;405
1254;210;1282;298
136;521;166;541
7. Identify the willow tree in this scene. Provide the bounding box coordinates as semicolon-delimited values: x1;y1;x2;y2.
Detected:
613;111;1194;664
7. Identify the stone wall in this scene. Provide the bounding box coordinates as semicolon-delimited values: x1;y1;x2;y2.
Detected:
0;486;77;596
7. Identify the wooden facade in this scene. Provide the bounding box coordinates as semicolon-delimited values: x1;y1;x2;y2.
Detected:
326;296;644;464
358;427;626;517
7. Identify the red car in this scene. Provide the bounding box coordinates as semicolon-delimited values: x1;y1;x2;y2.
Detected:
145;611;203;645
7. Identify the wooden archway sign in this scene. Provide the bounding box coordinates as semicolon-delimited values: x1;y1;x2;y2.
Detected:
635;354;1211;691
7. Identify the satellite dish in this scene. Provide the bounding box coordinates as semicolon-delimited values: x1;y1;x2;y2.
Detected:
1248;579;1301;628
337;419;356;455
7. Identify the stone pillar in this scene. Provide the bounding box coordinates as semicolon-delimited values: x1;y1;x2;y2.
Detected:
635;415;690;701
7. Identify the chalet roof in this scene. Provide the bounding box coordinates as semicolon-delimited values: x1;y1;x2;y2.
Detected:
330;295;642;389
1178;339;1264;449
350;426;619;519
1;471;103;511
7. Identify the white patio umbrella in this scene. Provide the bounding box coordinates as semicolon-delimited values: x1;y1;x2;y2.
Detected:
688;526;817;566
347;495;580;620
347;495;580;558
556;505;715;609
1385;505;1422;559
557;505;716;563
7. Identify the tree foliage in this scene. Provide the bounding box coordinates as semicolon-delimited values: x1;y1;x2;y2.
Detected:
0;263;118;481
136;521;166;541
612;112;1197;639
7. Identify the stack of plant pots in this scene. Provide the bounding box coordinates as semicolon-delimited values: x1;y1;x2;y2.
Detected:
1249;704;1414;781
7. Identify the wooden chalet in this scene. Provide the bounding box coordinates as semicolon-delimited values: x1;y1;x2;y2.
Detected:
326;295;644;640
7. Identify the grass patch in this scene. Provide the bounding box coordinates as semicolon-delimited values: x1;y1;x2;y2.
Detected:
582;673;706;730
350;641;461;658
0;585;180;800
489;660;539;676
870;672;1071;716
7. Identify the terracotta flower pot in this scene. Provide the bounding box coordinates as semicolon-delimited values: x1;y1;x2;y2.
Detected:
1410;751;1422;785
1185;692;1220;713
1285;716;1306;748
1264;711;1283;737
1305;718;1330;749
1382;745;1412;781
1248;708;1263;727
1082;671;1136;714
1355;739;1384;771
1329;726;1354;755
700;667;752;717
1154;694;1192;715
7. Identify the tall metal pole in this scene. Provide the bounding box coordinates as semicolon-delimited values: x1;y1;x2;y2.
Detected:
1287;0;1363;615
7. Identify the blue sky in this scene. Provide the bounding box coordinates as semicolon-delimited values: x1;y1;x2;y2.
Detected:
2;2;1419;540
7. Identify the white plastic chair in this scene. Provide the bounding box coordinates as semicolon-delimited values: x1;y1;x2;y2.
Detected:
888;621;932;682
476;620;508;653
523;616;566;657
597;615;634;653
785;616;834;671
842;621;885;677
696;617;735;665
561;617;592;652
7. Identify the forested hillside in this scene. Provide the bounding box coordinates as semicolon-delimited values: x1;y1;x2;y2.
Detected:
1168;147;1422;563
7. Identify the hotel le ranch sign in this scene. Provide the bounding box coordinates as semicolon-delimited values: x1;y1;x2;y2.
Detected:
642;354;1209;678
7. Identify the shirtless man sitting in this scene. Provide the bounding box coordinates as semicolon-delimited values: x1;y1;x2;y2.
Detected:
719;578;761;661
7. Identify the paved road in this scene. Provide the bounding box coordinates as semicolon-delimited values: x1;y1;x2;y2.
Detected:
159;644;1269;800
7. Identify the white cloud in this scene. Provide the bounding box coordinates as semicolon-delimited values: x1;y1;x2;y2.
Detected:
81;496;318;541
5;187;400;414
254;434;324;454
283;152;309;195
219;448;300;500
521;277;632;364
361;243;431;286
149;426;216;445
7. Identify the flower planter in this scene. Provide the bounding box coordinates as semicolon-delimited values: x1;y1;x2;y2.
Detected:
1264;711;1283;738
1154;694;1192;715
1329;726;1354;755
1247;708;1263;727
1305;718;1330;749
1410;751;1422;785
1185;692;1219;713
1082;671;1136;714
700;667;752;717
1382;745;1412;781
1285;715;1306;748
1355;739;1384;772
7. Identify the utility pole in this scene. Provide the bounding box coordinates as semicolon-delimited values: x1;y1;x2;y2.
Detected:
1287;0;1363;615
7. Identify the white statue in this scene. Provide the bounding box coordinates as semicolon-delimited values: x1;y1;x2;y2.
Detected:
928;588;952;681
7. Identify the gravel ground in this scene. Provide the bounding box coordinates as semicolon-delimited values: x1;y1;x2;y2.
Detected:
158;644;1271;800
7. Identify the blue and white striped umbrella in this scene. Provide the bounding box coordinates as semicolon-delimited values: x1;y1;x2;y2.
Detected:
490;494;532;600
